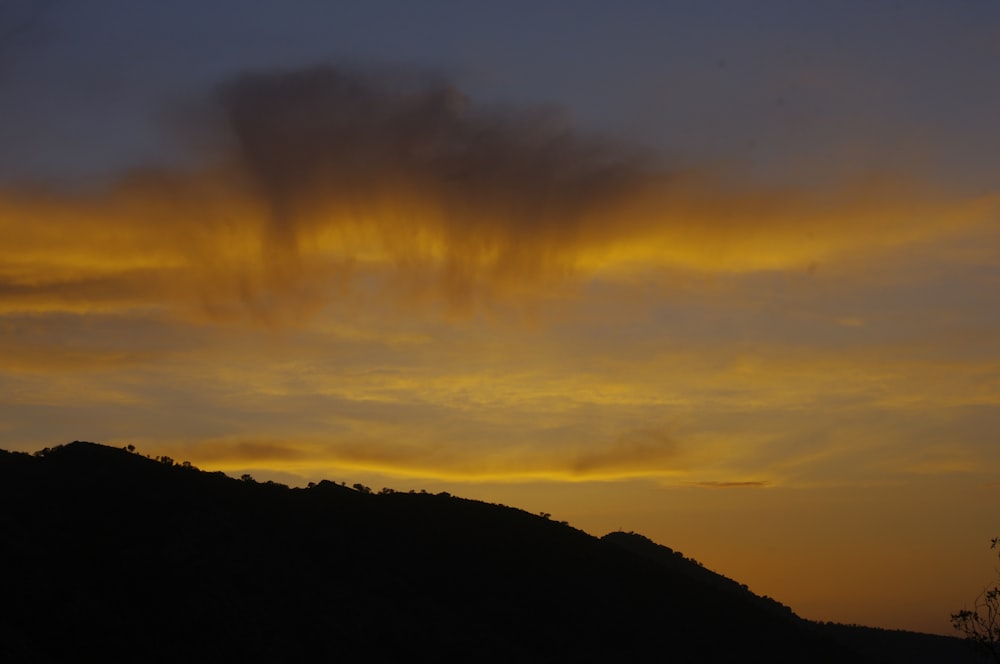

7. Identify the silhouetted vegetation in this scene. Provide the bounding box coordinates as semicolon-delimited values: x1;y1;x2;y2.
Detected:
952;538;1000;662
0;442;981;662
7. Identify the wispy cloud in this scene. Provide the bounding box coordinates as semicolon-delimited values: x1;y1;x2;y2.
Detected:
2;62;1000;495
688;480;771;488
2;65;998;323
148;428;684;482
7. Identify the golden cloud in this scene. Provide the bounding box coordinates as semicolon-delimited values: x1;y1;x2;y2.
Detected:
2;65;998;322
688;481;771;489
152;424;683;482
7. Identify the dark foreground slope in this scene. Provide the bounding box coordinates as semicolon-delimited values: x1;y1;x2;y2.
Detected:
601;531;990;664
0;442;959;662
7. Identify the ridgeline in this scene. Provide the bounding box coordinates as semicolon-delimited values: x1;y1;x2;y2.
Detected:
0;442;984;662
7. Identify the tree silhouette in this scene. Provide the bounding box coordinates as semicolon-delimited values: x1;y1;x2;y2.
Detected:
952;537;1000;662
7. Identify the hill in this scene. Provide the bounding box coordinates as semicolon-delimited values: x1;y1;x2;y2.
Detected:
0;442;983;662
600;531;989;663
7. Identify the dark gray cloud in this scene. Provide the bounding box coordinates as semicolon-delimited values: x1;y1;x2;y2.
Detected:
218;64;654;249
570;427;679;475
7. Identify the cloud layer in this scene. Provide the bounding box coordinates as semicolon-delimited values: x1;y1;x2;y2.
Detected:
3;65;998;323
2;63;1000;486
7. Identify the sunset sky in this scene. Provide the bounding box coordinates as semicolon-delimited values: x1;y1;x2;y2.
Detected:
3;0;1000;634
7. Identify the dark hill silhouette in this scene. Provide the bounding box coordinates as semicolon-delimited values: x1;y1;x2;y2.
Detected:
0;442;982;662
601;531;799;619
600;531;990;663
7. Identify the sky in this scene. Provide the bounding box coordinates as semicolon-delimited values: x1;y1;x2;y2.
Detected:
2;0;1000;635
